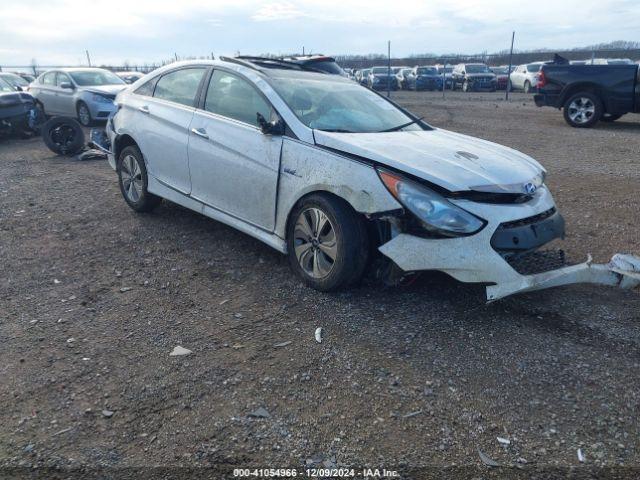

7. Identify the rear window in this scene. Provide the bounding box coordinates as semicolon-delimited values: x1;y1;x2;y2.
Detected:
526;64;542;72
153;68;206;107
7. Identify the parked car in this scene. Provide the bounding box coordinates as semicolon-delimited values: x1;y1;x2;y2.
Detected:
116;71;144;84
367;66;397;90
535;62;640;127
489;66;513;90
509;62;543;93
451;63;497;92
590;58;634;65
407;66;442;91
0;77;40;137
15;72;36;83
29;68;127;126
356;68;370;86
0;72;31;91
435;65;454;89
395;67;413;90
90;58;588;301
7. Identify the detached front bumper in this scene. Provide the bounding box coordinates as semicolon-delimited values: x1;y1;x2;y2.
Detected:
89;115;116;169
378;187;640;300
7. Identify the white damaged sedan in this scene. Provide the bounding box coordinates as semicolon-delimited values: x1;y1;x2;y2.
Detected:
94;58;639;300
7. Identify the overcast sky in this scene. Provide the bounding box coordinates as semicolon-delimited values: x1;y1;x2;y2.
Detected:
1;0;638;66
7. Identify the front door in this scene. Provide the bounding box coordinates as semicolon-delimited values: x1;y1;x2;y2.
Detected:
187;69;282;231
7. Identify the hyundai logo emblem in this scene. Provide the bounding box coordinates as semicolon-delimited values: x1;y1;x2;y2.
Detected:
523;182;537;194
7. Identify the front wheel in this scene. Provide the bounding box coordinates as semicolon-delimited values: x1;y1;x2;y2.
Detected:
563;92;603;128
77;101;92;127
287;194;369;291
117;145;162;212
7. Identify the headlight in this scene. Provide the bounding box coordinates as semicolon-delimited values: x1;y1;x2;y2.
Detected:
91;93;112;104
378;169;485;236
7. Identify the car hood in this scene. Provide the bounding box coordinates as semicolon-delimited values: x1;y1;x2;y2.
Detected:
313;128;545;193
466;73;496;79
80;84;127;96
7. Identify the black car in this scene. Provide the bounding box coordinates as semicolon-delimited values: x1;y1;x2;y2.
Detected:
451;63;497;92
367;66;397;90
0;77;40;137
534;62;640;127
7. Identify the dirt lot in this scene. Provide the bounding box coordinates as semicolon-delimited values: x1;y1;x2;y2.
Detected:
1;91;639;479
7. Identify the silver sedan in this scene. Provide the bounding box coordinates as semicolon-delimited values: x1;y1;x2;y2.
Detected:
29;68;127;126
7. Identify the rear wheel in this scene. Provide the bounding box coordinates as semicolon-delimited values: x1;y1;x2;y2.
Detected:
523;80;532;93
563;92;603;128
287;194;369;291
462;80;470;92
117;145;161;212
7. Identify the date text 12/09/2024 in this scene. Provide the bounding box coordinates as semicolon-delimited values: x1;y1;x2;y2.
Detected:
233;468;400;478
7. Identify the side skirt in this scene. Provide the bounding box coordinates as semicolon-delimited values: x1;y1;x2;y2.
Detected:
147;176;287;254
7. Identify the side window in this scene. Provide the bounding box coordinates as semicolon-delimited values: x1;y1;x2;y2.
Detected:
135;77;158;97
153;68;206;107
42;72;56;85
204;70;272;127
55;73;71;86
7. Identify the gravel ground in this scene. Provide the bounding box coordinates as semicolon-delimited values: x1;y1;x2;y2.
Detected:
1;91;639;479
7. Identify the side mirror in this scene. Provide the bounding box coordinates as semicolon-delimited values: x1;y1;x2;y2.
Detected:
60;82;73;89
257;112;285;136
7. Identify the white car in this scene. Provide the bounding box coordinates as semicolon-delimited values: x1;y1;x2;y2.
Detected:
93;58;639;300
509;62;544;93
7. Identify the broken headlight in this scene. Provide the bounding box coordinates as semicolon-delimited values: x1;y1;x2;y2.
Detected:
378;169;485;236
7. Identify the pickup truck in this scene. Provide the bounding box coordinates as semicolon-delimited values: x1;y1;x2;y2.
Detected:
534;63;640;127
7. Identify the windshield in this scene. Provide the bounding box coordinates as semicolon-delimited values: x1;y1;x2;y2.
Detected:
417;67;437;75
526;64;542;72
465;64;490;73
69;70;125;86
371;67;391;74
490;67;507;74
270;75;423;133
0;78;15;92
437;67;452;73
1;74;29;87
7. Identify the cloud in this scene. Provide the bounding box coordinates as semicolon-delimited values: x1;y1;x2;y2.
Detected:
251;2;306;21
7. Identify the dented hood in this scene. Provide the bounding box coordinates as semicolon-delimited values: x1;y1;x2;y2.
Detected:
313;128;545;193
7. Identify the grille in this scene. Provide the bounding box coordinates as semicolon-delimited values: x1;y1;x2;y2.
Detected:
503;249;571;275
500;207;556;229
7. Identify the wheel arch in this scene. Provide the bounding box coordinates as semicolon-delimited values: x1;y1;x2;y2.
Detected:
113;133;139;161
559;83;604;107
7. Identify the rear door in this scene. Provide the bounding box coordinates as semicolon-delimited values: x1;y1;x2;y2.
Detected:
34;72;58;113
130;67;207;194
187;69;282;230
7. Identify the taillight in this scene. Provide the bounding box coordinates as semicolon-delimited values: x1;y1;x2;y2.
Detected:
537;69;547;89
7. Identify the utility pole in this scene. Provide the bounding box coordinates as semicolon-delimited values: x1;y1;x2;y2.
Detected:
86;50;91;66
506;31;515;101
302;46;305;55
174;52;179;62
387;40;391;98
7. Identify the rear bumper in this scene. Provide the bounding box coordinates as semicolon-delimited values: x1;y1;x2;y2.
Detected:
534;93;561;108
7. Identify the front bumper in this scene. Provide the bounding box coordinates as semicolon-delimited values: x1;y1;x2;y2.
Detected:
377;186;640;299
88;100;118;121
89;115;116;169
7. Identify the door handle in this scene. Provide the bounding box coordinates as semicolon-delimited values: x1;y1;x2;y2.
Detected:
191;127;208;139
138;105;150;114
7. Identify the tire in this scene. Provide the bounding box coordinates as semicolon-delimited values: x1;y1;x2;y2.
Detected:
523;81;531;93
563;92;603;128
462;80;470;92
41;116;85;155
77;101;92;127
287;193;369;291
117;145;161;212
601;113;623;123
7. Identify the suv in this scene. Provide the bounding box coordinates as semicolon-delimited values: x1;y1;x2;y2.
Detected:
367;66;397;90
451;63;497;92
88;57;585;300
509;62;543;93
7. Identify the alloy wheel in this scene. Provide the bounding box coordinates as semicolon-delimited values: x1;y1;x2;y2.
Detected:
78;104;90;126
120;154;143;203
567;97;595;124
293;207;337;279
